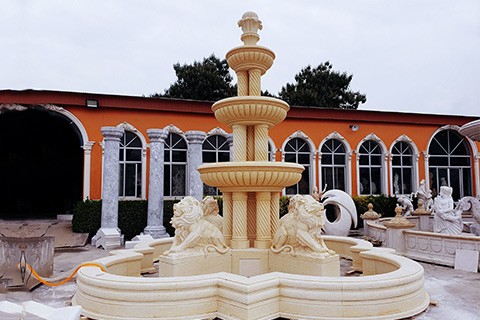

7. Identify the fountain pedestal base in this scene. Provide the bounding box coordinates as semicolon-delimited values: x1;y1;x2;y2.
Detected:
269;252;340;276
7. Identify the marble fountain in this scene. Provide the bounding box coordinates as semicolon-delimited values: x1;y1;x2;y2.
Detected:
72;12;430;319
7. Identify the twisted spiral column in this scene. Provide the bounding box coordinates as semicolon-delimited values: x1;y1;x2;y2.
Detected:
247;193;256;246
270;192;280;238
237;71;248;96
222;192;233;245
231;192;249;249
248;69;261;96
254;124;269;161
247;126;255;161
232;124;247;162
255;192;272;248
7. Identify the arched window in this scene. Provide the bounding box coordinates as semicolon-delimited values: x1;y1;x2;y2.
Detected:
391;141;414;195
320;139;346;191
119;131;143;198
358;140;383;195
284;138;311;194
428;129;472;200
203;134;230;195
164;133;188;197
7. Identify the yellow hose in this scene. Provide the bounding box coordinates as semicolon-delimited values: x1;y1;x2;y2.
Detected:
24;262;107;287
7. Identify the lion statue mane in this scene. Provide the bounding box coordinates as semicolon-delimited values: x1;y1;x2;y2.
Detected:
164;196;229;256
271;194;335;257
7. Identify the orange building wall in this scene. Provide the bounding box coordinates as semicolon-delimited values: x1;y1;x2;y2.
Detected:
2;90;479;200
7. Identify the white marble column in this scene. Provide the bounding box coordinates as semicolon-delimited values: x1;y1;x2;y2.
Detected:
82;141;95;200
144;129;169;238
186;131;206;200
92;126;124;249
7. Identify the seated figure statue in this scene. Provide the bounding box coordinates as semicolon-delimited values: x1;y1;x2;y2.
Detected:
202;196;223;232
433;186;463;234
271;194;335;257
164;196;229;256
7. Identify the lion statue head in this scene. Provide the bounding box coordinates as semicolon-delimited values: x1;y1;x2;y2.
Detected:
171;196;203;231
290;194;325;230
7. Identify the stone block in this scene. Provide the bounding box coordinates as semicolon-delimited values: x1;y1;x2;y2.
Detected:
269;252;340;276
158;250;232;277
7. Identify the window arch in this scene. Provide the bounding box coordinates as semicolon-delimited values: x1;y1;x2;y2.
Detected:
391;141;414;195
119;131;144;198
203;134;230;195
283;131;315;195
320;138;347;192
389;135;419;196
164;130;188;198
357;134;386;195
428;128;472;200
112;122;147;199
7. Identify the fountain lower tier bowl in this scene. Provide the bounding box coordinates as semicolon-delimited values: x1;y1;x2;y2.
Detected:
198;161;304;192
212;96;289;127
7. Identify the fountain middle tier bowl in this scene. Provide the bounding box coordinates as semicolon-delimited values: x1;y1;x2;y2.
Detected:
198;161;304;192
212;96;289;127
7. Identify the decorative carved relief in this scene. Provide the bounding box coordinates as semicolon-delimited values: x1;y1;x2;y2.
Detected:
207;127;229;137
164;124;184;135
0;104;28;113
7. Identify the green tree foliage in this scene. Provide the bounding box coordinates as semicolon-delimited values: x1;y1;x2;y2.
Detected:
152;54;236;101
279;61;366;109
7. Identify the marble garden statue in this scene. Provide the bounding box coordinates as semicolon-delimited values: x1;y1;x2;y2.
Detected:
416;179;433;212
397;194;414;217
433;186;463;235
456;196;480;236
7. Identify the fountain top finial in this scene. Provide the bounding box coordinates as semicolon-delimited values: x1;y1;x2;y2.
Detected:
238;11;263;45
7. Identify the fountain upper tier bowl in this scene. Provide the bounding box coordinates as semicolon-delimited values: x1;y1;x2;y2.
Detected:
212;96;289;127
226;45;275;74
198;161;304;192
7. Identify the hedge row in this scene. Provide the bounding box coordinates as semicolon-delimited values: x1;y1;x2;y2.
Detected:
72;195;401;239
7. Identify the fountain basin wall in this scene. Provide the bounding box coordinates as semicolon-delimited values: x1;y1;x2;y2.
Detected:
365;219;480;270
73;236;429;320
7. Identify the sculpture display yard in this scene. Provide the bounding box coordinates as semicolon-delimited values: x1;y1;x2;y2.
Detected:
73;12;429;319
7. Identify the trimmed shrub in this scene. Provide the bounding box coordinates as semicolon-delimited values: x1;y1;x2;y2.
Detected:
72;199;101;238
72;194;400;238
73;199;182;240
118;200;148;240
279;195;290;217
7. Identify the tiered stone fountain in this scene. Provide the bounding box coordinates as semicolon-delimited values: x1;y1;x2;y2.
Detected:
73;12;430;320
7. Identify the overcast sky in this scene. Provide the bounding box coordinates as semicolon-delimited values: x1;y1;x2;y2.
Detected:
2;1;479;116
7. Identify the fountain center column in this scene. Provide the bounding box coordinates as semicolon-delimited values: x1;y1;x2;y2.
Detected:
198;11;304;250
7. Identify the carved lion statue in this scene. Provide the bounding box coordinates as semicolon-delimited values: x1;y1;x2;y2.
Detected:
163;196;229;256
271;194;335;257
202;196;223;232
